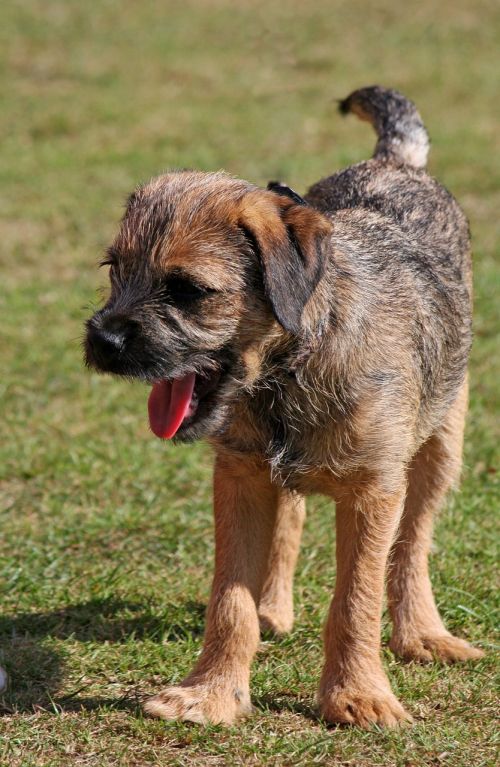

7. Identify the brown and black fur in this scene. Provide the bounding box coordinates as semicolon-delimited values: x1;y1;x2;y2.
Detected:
85;86;483;727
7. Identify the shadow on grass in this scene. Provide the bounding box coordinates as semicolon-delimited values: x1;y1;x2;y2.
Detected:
0;598;206;644
0;598;205;714
254;693;320;723
55;693;143;716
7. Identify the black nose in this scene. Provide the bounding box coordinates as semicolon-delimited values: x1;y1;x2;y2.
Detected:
85;314;136;369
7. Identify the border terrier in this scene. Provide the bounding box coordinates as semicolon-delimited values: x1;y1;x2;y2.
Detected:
85;86;483;727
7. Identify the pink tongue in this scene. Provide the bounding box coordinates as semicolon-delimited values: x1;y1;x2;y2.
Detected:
148;373;196;439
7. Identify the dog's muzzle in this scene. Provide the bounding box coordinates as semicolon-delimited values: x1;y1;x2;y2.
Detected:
85;313;137;371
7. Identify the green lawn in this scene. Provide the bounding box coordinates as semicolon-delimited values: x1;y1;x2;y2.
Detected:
0;1;498;765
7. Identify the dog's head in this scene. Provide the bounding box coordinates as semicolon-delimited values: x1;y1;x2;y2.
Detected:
84;171;332;441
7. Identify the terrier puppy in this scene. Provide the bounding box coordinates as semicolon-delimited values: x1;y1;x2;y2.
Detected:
85;86;483;727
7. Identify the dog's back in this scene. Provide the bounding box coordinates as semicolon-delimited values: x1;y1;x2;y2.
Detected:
303;87;472;442
306;87;471;289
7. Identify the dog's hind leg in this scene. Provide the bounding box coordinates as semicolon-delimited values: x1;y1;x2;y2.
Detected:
144;452;283;724
387;378;484;663
258;490;305;635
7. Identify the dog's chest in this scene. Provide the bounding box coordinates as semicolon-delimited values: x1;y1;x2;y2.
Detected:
220;379;361;488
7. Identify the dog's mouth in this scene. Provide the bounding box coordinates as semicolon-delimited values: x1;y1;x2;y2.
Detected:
148;368;222;439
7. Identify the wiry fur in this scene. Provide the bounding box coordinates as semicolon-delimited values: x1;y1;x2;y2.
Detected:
339;85;430;168
85;86;483;729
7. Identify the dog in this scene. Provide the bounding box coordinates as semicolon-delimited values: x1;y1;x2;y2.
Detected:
84;86;484;727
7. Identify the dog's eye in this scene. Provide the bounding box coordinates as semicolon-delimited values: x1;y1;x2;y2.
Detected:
167;276;209;303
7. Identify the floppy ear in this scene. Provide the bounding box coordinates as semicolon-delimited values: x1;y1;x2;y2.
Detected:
238;190;332;333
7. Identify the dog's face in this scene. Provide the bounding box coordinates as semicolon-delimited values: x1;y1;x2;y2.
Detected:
85;171;331;441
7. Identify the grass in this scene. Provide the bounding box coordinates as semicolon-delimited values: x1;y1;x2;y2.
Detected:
0;0;499;764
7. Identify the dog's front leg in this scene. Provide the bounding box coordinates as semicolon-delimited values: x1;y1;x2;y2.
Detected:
318;479;412;728
144;452;278;724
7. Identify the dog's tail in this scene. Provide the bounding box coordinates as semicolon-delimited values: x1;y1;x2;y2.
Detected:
339;86;429;169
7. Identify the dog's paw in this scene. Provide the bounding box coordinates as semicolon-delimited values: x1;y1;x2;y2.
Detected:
143;681;252;725
390;633;484;664
258;601;294;636
318;678;412;728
